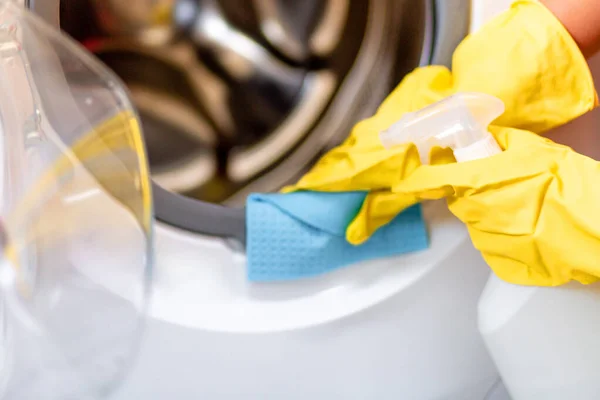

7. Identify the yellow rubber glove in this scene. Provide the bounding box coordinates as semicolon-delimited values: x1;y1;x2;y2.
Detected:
283;0;597;245
387;126;600;286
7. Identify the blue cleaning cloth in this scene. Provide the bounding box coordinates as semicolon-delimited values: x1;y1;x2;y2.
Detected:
246;191;429;281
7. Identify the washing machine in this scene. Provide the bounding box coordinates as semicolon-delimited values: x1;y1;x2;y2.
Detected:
23;0;514;399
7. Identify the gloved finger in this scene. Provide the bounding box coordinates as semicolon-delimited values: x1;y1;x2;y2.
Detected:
345;190;418;245
283;67;453;193
286;145;421;193
287;137;462;194
343;145;455;243
391;137;553;199
344;129;551;244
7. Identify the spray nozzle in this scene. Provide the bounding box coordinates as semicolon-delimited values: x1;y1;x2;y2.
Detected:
379;92;505;163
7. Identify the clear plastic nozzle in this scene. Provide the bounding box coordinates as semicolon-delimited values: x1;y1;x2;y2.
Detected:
379;92;505;163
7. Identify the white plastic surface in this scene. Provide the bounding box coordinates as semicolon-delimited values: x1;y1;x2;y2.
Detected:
479;275;600;399
470;0;509;32
136;202;475;333
379;92;504;163
111;201;499;399
110;1;515;398
454;132;503;162
0;294;6;395
485;380;512;400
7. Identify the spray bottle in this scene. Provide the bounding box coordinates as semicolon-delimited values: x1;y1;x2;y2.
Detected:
379;92;600;400
379;92;504;163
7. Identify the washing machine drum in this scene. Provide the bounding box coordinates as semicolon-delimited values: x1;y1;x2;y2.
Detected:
38;0;470;243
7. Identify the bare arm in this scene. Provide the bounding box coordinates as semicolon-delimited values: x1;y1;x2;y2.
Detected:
541;0;600;158
542;0;600;58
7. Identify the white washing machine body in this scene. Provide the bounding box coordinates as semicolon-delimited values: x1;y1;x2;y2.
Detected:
107;1;514;399
113;202;498;400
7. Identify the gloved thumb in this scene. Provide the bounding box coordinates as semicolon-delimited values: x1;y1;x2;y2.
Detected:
391;127;557;199
345;190;419;245
345;145;458;245
345;128;549;245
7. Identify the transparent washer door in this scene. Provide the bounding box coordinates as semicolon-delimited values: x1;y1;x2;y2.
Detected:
0;2;153;399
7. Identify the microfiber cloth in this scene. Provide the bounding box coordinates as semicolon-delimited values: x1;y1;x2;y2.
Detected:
246;191;429;282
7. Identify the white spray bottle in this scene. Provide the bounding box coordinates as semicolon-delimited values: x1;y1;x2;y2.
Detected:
379;92;600;400
379;92;504;163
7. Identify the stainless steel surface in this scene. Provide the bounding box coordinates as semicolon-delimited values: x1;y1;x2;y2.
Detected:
29;0;469;237
54;0;435;200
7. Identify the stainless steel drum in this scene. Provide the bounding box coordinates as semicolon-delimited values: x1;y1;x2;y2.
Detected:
24;0;469;243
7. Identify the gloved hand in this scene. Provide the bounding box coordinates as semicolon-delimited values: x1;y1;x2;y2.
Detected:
283;0;597;245
387;126;600;286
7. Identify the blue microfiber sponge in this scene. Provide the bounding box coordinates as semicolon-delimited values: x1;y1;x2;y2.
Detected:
246;191;429;281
